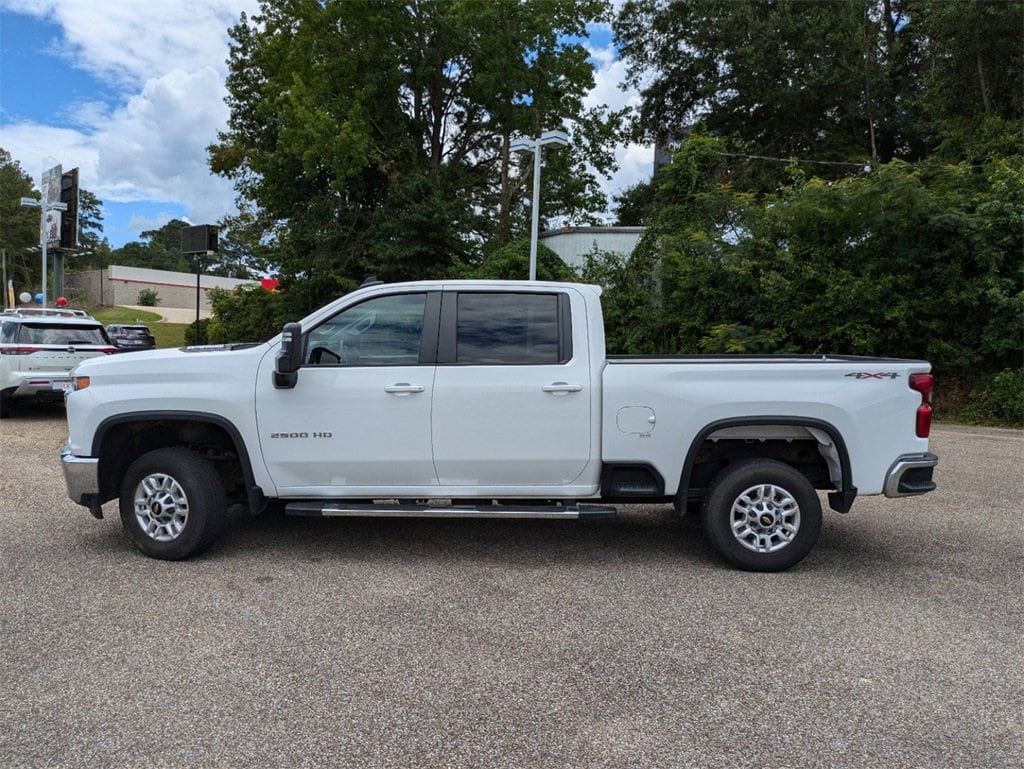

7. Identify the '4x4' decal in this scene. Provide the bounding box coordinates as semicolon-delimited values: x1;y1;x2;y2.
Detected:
846;372;901;379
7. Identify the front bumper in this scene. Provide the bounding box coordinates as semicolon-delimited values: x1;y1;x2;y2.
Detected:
60;442;103;518
883;452;938;497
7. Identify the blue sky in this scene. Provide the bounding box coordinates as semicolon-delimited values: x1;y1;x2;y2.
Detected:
1;1;647;249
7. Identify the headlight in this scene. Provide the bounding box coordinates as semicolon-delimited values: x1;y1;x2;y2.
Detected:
73;376;90;391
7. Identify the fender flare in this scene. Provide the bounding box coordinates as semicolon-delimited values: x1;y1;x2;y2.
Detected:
92;410;267;514
678;416;857;513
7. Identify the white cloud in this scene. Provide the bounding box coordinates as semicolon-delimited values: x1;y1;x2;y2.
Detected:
3;0;258;87
0;121;99;182
3;0;651;240
582;34;653;219
93;67;236;217
0;0;258;242
126;211;177;233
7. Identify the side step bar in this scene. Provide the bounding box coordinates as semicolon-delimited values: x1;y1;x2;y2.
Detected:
285;501;617;520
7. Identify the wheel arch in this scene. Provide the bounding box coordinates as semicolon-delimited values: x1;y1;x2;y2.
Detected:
92;411;266;514
678;416;857;513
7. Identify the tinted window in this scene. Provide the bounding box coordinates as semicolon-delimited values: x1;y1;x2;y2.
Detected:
0;321;16;343
20;323;109;345
456;293;562;364
307;293;427;366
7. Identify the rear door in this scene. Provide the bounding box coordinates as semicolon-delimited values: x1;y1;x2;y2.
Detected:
430;289;593;488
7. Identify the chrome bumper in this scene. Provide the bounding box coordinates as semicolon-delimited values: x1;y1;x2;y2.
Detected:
884;452;938;497
61;442;102;517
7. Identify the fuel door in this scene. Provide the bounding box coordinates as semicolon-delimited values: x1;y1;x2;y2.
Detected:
616;406;656;435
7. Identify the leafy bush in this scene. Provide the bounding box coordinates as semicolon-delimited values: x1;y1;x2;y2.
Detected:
136;288;161;307
206;285;288;344
969;368;1024;426
184;318;210;346
467;239;578;282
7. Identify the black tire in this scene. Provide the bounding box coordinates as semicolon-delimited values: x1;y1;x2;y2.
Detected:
119;447;227;560
0;389;13;419
701;458;822;572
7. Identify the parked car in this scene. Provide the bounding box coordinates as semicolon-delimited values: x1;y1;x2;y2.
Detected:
105;324;156;351
1;308;118;418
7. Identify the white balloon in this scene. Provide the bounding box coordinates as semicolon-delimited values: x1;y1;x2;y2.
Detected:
18;292;31;303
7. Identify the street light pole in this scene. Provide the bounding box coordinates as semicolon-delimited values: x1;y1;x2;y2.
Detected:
510;130;570;281
20;197;67;308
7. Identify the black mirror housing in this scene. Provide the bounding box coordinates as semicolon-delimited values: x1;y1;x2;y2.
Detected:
273;322;303;389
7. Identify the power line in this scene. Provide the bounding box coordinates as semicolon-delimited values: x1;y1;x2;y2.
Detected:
715;151;872;170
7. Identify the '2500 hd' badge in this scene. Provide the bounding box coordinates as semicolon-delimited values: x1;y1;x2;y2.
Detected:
845;372;900;379
270;432;333;438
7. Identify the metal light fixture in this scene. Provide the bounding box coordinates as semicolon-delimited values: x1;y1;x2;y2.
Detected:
510;130;571;281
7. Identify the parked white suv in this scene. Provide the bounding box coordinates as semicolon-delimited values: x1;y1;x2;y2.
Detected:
0;308;118;418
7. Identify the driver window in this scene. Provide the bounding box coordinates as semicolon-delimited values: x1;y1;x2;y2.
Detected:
306;293;427;366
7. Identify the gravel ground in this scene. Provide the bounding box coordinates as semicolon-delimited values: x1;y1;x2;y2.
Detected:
1;410;1021;769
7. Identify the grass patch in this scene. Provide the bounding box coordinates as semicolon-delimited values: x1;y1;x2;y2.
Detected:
91;307;188;349
91;307;162;325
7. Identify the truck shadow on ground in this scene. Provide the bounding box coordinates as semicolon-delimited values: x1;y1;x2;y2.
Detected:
213;503;724;571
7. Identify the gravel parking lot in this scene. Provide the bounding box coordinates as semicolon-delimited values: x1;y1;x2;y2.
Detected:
1;409;1021;768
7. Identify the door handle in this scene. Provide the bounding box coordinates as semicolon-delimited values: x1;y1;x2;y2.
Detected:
542;382;583;394
384;383;425;395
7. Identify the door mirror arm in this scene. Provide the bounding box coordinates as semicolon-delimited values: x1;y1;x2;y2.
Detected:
274;322;303;389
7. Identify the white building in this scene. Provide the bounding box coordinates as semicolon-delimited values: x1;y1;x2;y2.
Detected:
539;226;645;270
68;265;256;312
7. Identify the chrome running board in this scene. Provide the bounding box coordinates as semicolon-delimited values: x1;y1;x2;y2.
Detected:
284;501;617;520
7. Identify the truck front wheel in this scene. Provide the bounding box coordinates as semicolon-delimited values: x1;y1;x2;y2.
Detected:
702;458;822;572
119;448;227;560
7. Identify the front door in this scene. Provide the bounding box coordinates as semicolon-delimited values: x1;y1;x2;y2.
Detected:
255;292;438;495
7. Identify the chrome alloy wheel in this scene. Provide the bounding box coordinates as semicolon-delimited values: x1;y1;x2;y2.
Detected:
133;473;190;542
730;483;801;554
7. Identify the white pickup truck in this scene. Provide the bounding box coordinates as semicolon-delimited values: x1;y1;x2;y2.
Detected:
61;280;937;571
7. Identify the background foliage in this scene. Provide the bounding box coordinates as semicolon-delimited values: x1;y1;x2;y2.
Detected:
1;0;1019;423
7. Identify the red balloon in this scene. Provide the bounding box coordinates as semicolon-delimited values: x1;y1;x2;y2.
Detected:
56;296;68;307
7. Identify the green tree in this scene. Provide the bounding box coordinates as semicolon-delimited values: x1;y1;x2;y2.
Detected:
616;1;1022;186
616;1;914;185
209;0;622;309
902;0;1024;161
112;219;191;272
612;180;656;226
0;148;42;296
465;238;578;281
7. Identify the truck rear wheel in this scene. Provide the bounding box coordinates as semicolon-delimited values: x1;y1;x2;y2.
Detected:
119;448;226;560
702;458;822;572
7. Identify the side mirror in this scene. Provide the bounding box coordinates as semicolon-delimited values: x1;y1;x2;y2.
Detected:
273;322;303;389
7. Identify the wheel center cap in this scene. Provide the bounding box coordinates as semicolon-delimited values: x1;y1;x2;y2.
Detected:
759;512;776;527
151;501;163;516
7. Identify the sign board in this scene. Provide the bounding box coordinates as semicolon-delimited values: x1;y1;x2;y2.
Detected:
60;168;79;249
44;210;61;246
181;224;218;254
42;164;62;204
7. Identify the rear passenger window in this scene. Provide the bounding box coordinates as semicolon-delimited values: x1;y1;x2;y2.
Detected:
456;293;566;364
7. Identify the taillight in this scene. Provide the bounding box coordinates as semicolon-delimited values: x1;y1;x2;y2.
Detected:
0;346;43;355
909;373;934;438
